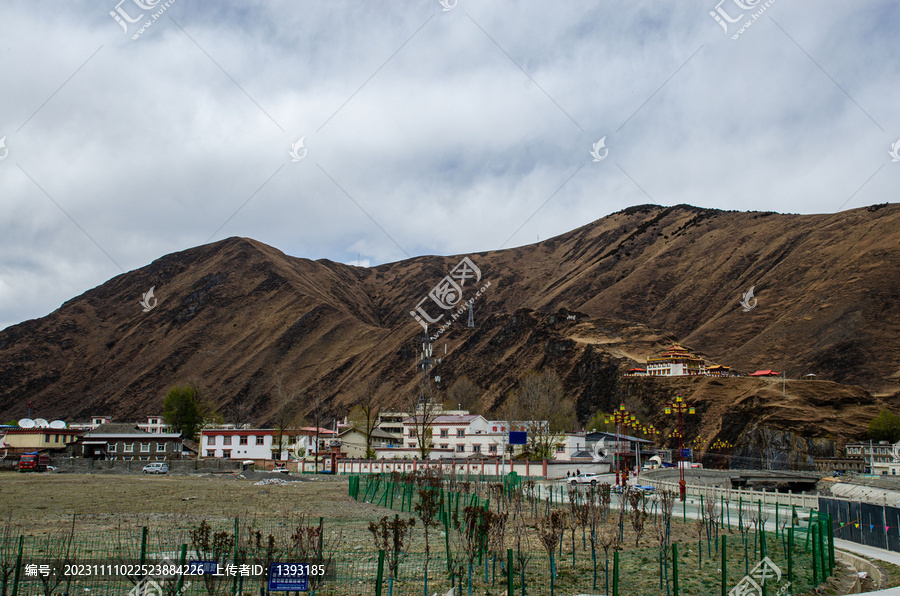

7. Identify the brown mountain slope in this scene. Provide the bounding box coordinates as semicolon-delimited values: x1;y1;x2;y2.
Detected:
0;203;898;461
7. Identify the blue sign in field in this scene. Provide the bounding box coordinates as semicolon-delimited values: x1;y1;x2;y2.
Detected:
267;563;309;592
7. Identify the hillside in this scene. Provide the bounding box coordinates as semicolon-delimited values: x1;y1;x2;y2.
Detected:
1;203;899;463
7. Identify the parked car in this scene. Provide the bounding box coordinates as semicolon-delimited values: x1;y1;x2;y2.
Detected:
273;465;290;474
142;462;169;474
567;473;602;485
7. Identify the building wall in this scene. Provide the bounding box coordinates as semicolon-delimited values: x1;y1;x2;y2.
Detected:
3;431;81;450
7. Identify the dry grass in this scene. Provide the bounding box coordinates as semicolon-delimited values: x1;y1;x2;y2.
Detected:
0;471;364;535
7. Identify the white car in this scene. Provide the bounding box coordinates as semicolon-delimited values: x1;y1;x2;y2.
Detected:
142;462;169;474
567;473;602;485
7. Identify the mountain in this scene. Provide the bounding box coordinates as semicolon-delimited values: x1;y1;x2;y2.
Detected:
1;203;898;464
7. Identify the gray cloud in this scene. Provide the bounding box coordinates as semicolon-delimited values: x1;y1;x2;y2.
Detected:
1;0;897;329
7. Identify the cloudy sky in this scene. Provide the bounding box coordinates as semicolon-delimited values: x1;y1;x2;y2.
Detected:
0;0;897;330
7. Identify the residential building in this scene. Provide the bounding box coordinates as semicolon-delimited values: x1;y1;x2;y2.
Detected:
645;344;706;376
199;428;336;460
749;370;780;377
68;416;112;431
706;365;732;377
0;427;84;454
337;428;401;458
137;416;170;434
81;423;182;461
845;441;895;466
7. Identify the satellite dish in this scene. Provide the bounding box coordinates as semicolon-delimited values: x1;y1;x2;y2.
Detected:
18;418;35;429
50;420;66;429
34;418;49;428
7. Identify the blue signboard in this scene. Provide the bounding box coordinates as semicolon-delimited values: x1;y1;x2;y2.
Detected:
681;448;691;458
268;563;309;592
509;431;527;445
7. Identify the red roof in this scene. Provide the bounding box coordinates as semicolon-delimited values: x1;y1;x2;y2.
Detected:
749;370;780;377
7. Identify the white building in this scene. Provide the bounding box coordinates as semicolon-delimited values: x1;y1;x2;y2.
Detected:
137;416;169;434
200;428;335;460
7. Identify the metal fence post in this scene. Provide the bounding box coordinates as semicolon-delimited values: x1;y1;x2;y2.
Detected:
507;548;513;596
140;526;148;566
177;543;187;594
787;528;793;589
811;523;819;586
10;535;23;596
672;542;679;596
827;513;835;573
375;549;385;596
721;535;727;596
613;550;619;596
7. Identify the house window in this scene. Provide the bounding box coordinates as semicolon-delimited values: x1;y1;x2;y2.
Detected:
207;436;214;445
141;443;151;452
440;444;448;449
473;445;481;453
156;456;166;461
140;456;150;461
456;445;465;453
157;443;166;452
239;436;248;445
440;429;449;438
410;443;417;449
55;435;60;443
45;434;51;442
456;430;465;438
108;444;117;452
489;445;497;453
124;443;134;453
256;436;264;445
206;450;215;457
223;436;232;445
124;456;134;461
223;450;232;458
556;445;565;453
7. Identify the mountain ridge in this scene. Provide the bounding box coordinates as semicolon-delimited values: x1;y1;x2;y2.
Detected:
1;203;898;460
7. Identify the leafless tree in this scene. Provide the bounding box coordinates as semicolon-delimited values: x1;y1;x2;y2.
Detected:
447;376;482;414
537;509;567;592
412;472;442;595
407;378;442;460
368;515;415;595
502;370;575;460
655;489;676;596
348;378;384;459
628;488;649;547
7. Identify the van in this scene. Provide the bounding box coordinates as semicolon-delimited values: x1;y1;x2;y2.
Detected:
18;452;50;472
142;462;169;474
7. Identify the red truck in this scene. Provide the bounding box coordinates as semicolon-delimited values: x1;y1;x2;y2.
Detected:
18;452;50;472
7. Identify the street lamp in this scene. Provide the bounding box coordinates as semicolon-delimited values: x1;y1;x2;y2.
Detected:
664;395;695;501
711;439;733;469
605;404;634;487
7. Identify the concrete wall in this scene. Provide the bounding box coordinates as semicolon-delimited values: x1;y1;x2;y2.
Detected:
337;458;609;479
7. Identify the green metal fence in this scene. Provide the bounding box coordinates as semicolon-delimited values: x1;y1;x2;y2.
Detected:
0;475;835;596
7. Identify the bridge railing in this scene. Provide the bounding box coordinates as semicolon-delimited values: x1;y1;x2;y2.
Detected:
639;473;821;509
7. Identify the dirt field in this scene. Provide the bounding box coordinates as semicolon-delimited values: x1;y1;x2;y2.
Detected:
0;470;363;535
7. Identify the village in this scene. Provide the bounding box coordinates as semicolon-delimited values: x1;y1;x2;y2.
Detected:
4;343;891;479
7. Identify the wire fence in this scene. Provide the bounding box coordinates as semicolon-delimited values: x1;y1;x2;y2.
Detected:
0;474;836;595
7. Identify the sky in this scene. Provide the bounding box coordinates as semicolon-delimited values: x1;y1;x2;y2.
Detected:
0;0;898;331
